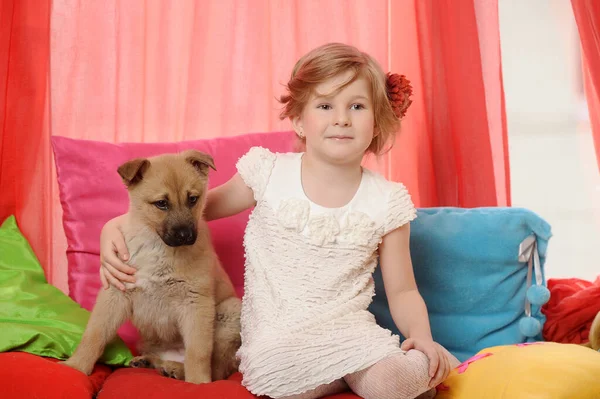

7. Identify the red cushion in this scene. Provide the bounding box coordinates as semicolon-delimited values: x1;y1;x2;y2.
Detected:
0;352;112;399
97;370;362;399
97;369;257;399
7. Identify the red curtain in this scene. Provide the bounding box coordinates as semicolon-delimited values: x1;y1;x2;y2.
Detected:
1;0;509;292
0;0;52;279
385;0;510;208
572;0;600;171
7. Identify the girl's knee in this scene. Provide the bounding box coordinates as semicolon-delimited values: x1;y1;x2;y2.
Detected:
404;350;433;384
346;351;432;399
383;351;431;399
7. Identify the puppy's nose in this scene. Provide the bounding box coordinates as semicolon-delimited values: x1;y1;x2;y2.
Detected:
175;226;195;245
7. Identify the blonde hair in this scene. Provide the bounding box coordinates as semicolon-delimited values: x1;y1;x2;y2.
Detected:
279;43;400;155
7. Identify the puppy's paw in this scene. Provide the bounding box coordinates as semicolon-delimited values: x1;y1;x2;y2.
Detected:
129;356;154;369
159;361;185;381
60;359;94;376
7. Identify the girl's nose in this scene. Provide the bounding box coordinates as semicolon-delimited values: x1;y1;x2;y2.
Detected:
334;110;351;127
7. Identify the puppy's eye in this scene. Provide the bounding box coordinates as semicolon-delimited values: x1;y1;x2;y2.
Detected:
188;195;199;206
154;200;169;210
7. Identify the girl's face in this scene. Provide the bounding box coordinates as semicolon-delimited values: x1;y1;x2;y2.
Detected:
293;70;376;165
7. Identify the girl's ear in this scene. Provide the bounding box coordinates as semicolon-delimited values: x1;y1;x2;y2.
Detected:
291;115;304;137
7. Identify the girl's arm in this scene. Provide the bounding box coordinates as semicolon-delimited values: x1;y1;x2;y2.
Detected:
99;213;136;290
379;223;432;341
204;173;256;221
379;223;451;387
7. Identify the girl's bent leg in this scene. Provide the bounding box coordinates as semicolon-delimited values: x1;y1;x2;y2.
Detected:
278;378;348;399
344;350;432;399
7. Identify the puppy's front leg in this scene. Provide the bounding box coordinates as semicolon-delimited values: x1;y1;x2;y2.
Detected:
180;299;215;384
63;288;131;375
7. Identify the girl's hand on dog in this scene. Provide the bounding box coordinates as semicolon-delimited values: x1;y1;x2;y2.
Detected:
100;214;136;291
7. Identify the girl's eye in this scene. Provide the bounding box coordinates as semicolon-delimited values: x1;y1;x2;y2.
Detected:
351;103;365;110
188;195;199;206
317;104;332;110
154;200;169;210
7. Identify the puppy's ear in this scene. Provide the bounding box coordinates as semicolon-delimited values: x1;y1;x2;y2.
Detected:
182;150;216;174
117;158;150;187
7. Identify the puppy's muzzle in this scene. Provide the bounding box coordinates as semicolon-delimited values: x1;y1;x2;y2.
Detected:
163;225;197;247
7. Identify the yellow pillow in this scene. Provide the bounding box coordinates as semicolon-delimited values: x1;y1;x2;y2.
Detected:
437;342;600;399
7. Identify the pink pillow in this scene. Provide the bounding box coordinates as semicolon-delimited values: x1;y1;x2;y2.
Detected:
51;131;295;351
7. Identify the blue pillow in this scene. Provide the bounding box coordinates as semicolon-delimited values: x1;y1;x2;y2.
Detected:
368;207;552;362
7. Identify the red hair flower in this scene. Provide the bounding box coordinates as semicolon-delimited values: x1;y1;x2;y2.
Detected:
386;73;413;119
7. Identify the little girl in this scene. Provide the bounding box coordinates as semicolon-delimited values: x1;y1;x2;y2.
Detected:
99;43;459;399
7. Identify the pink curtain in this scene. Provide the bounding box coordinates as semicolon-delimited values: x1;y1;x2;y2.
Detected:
2;0;509;293
571;0;600;171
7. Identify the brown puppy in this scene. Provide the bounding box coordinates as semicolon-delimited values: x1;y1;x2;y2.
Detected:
62;150;241;384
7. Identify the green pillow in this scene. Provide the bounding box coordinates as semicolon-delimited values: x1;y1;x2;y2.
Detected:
0;215;133;365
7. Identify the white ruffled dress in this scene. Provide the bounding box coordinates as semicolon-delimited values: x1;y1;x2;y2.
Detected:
235;147;417;398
